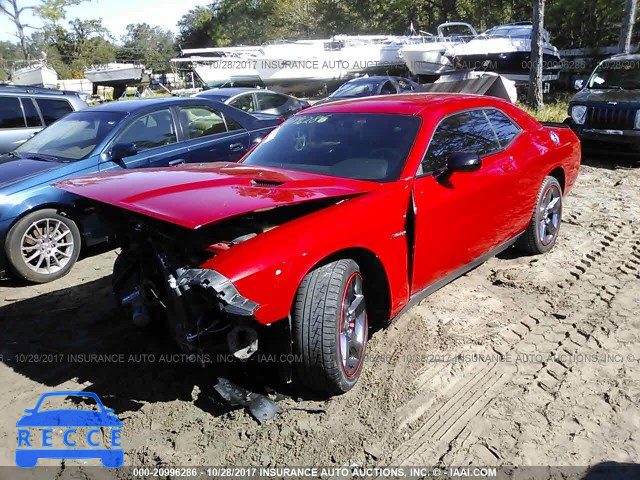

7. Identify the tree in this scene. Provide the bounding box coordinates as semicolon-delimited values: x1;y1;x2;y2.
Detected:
118;23;177;73
527;0;545;110
619;0;638;53
41;18;116;77
0;0;88;60
0;40;22;80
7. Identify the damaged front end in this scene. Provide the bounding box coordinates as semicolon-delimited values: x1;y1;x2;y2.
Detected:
108;199;337;363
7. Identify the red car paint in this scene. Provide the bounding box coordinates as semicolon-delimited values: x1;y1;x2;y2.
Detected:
58;94;581;326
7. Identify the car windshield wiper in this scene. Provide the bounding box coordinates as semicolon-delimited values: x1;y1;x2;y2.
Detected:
601;85;623;90
20;152;61;162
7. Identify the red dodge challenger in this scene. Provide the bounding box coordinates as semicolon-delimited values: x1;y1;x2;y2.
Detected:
57;94;581;394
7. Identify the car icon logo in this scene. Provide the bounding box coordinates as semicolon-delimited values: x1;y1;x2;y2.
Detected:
15;391;123;468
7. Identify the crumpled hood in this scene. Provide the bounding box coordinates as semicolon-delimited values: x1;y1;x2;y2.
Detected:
55;162;377;229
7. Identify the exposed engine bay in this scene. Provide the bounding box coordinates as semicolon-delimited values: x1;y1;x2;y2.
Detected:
102;198;343;362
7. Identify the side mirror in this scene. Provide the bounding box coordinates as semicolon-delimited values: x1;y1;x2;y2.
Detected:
105;143;138;166
574;79;584;90
446;152;481;173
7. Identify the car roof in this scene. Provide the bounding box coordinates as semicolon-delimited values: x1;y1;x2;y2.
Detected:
202;87;260;96
0;85;83;98
343;76;396;84
308;93;506;116
89;97;223;113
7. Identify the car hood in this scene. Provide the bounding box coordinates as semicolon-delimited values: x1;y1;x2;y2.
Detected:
571;88;640;106
55;162;377;229
0;156;63;189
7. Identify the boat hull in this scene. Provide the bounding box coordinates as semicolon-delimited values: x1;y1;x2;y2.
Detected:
84;65;145;86
451;50;562;83
11;65;58;88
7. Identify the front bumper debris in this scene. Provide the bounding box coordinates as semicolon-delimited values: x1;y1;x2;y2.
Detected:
173;268;259;317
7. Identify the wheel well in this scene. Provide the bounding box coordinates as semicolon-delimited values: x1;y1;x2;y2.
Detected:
8;204;83;240
548;167;565;192
312;248;391;329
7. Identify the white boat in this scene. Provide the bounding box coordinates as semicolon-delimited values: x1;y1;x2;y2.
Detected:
172;46;264;88
400;22;478;76
171;35;424;94
84;63;146;86
448;22;562;83
11;63;58;88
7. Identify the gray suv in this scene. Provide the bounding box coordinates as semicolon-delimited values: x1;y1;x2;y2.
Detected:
0;86;87;153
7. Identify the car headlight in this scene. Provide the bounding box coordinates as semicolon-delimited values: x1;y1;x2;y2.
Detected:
635;110;640;130
571;105;587;125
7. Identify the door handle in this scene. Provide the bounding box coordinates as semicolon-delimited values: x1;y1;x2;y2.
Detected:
169;158;185;166
229;143;244;152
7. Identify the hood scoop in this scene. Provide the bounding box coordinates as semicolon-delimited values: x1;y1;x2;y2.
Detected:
251;179;285;187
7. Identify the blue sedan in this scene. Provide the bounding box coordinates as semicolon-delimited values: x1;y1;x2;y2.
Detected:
0;97;281;283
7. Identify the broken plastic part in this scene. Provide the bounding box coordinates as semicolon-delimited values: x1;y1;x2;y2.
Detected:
174;268;259;317
213;377;283;424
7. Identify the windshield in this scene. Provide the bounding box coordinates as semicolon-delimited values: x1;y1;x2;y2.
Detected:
242;113;421;182
330;81;383;98
588;60;640;89
484;25;532;38
16;111;126;161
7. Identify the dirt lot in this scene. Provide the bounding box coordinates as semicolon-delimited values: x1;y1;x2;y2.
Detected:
0;155;639;476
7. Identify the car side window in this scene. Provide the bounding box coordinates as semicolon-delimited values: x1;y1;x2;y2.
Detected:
484;108;521;147
35;98;74;125
422;110;500;174
258;92;287;110
116;109;177;151
380;81;397;95
179;106;228;139
396;79;414;91
21;98;42;127
224;115;244;132
230;94;255;112
0;96;26;128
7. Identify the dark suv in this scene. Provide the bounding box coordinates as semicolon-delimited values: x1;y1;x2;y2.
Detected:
566;53;640;154
0;85;87;153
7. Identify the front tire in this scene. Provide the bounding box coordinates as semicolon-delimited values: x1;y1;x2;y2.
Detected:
5;209;81;283
292;259;368;394
517;176;563;254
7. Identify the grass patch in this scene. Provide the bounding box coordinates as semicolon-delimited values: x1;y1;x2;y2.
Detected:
517;93;572;123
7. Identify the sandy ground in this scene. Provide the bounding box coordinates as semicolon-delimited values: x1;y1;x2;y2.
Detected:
0;155;639;476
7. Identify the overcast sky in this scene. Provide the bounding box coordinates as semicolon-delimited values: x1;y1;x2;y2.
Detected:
0;0;210;43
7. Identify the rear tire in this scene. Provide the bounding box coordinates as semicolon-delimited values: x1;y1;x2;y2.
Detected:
292;259;368;394
5;209;81;283
517;176;563;255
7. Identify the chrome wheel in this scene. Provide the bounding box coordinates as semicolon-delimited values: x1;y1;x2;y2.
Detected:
20;218;74;275
538;184;562;246
339;273;367;377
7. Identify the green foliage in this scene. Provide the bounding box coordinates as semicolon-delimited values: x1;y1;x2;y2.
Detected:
35;18;117;77
0;40;23;80
176;0;638;49
34;0;88;23
117;23;177;73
